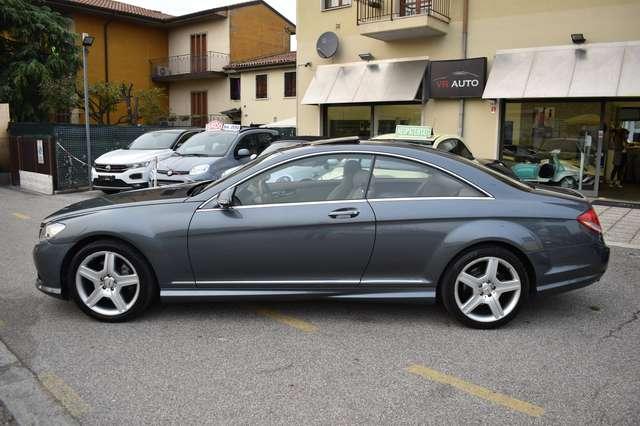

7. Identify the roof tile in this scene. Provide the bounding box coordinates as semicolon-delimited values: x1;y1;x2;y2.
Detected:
225;52;297;70
64;0;173;20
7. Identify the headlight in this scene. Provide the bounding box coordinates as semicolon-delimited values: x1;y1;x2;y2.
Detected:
40;223;66;240
189;164;210;176
128;161;150;169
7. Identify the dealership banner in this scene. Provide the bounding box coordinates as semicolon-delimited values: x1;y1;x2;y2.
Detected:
429;57;487;98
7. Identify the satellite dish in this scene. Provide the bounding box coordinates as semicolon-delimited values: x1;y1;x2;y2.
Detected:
316;32;339;59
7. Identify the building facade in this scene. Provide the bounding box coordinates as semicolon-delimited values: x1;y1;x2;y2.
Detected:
46;0;171;124
296;0;640;202
154;1;295;127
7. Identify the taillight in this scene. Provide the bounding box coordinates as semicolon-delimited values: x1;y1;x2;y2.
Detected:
577;207;602;234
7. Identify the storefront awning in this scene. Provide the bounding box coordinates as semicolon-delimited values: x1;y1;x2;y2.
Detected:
483;41;640;99
302;57;428;105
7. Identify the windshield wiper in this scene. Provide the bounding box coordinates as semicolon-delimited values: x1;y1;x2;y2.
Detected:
180;153;210;157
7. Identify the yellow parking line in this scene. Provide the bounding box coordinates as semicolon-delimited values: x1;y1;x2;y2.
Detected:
38;372;90;418
0;320;5;329
406;364;544;417
12;212;31;220
256;308;318;333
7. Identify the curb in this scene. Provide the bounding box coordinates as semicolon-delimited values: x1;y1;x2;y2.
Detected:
0;340;77;425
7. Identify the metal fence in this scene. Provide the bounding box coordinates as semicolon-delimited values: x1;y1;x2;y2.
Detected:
9;124;175;191
356;0;451;24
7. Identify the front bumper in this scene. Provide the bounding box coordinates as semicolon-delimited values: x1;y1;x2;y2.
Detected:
33;239;75;299
91;167;150;190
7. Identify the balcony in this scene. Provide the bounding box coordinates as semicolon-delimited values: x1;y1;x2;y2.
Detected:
356;0;450;41
150;51;230;82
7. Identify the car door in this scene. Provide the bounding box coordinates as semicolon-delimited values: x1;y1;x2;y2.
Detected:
188;153;376;288
361;155;488;287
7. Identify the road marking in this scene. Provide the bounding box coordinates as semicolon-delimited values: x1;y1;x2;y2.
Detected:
256;308;318;333
12;212;31;220
406;364;544;417
0;320;5;329
38;372;90;418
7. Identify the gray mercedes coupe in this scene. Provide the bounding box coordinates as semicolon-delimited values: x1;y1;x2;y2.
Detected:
34;140;610;328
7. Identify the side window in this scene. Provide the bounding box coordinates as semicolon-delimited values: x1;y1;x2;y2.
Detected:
256;133;275;154
234;134;257;158
234;154;373;206
175;132;197;149
368;156;483;199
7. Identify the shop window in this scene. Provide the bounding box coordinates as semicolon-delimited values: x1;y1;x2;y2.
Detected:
327;106;371;139
373;104;422;136
256;74;268;99
284;72;296;98
323;0;351;10
230;77;241;100
501;101;600;192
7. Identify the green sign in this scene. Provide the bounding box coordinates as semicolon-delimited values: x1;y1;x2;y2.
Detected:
395;125;433;140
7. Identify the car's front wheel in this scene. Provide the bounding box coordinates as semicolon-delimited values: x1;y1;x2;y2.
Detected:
68;240;157;322
441;246;529;329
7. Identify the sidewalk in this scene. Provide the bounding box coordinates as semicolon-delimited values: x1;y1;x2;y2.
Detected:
594;205;640;248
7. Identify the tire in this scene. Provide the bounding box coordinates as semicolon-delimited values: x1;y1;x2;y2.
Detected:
67;240;157;322
441;246;529;329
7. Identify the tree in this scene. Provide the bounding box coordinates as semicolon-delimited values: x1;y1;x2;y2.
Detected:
118;84;169;125
83;81;121;125
0;0;81;121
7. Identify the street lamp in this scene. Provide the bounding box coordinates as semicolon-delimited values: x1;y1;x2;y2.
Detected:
81;33;94;190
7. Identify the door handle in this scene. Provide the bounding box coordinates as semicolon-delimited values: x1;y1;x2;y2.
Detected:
328;208;360;219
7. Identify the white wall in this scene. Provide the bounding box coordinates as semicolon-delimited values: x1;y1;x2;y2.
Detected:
169;78;234;119
168;19;230;57
238;68;297;126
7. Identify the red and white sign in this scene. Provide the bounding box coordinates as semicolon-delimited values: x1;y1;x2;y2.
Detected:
205;120;224;131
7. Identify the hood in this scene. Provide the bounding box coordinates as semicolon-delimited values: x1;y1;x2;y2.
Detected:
44;185;197;223
95;149;172;165
157;155;222;172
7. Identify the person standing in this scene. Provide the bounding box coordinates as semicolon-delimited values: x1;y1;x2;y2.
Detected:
610;128;630;188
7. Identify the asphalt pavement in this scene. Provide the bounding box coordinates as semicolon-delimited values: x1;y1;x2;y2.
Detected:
0;186;639;424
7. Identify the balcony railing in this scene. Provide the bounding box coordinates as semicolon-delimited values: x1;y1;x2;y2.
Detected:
150;51;230;81
357;0;450;24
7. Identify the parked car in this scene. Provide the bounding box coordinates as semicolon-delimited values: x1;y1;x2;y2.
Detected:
220;137;322;178
34;139;609;328
92;129;201;193
150;128;279;185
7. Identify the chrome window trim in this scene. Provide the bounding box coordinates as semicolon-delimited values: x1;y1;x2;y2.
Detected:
198;150;494;210
197;199;370;212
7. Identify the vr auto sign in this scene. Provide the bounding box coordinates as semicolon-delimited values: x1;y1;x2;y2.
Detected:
429;57;487;98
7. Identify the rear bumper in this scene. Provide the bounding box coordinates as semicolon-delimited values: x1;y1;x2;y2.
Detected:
533;242;610;295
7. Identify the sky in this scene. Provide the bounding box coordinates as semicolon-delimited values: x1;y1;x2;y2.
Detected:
124;0;296;23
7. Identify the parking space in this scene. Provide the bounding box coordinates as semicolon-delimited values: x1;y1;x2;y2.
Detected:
1;187;639;424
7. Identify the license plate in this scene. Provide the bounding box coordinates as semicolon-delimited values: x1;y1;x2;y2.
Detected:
98;175;115;181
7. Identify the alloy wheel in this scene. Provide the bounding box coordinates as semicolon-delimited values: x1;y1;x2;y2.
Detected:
75;251;141;317
454;256;522;323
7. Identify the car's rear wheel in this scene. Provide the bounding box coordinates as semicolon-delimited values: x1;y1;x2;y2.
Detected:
68;240;156;322
442;246;529;329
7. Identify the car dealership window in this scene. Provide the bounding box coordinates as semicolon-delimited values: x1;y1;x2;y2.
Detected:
368;156;483;198
234;154;373;205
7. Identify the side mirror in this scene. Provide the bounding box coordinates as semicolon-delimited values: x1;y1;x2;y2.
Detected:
237;148;251;158
250;153;258;160
217;187;234;208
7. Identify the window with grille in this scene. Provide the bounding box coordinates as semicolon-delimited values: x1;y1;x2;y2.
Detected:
256;74;268;99
284;72;296;98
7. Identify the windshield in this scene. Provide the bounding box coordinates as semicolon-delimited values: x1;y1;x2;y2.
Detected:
128;131;181;150
176;131;237;157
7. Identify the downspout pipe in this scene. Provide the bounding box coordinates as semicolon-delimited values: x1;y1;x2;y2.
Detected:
104;17;114;123
458;0;469;137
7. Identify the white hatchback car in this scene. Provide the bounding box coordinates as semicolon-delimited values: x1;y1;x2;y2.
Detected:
92;129;201;193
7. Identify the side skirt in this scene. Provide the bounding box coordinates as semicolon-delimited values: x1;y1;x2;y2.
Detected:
160;287;437;304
